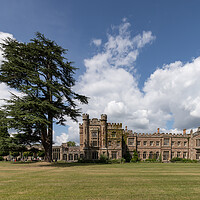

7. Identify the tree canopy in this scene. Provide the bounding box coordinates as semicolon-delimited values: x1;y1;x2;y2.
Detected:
0;32;88;161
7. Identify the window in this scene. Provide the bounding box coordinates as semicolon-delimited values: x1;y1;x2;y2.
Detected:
92;152;98;159
184;142;187;146
149;151;153;159
137;141;141;146
178;141;181;146
117;141;120;147
177;152;180;158
163;151;169;160
111;132;116;138
196;139;200;147
128;138;134;146
63;154;67;160
143;151;147;159
92;141;97;147
156;152;159;159
183;152;187;159
74;154;78;160
150;141;153;146
164;138;169;146
108;141;111;146
111;151;117;159
69;154;73;160
156;141;160;146
172;141;175;146
92;132;97;138
196;152;200;160
143;141;147;146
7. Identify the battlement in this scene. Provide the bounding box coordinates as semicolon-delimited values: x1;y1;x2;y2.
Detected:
90;118;101;125
107;123;122;129
82;113;89;120
101;114;107;121
136;132;189;137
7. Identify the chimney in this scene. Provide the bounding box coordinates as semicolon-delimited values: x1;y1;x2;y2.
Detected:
183;129;186;135
157;128;160;134
125;126;127;131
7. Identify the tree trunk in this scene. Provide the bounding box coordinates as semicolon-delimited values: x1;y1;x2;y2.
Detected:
41;125;52;162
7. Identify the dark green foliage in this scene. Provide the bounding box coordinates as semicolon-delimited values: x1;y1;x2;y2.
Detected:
124;150;131;162
100;154;109;163
37;150;45;157
0;156;4;161
130;150;140;163
0;32;88;162
11;152;20;157
170;157;198;163
67;141;76;147
144;158;157;162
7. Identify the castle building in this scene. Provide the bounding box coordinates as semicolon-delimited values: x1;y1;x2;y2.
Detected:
52;114;200;162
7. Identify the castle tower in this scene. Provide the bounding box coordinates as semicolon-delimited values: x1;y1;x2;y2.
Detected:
100;114;107;148
82;113;89;148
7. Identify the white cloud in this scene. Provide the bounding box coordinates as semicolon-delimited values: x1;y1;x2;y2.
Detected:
64;19;200;144
0;32;17;107
92;39;102;46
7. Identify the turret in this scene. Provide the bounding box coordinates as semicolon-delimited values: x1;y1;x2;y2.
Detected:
100;114;107;148
82;114;89;148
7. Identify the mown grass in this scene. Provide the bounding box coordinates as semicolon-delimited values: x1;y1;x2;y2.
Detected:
0;161;200;200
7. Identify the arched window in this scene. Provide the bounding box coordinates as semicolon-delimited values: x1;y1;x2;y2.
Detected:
156;152;159;159
63;154;67;161
74;154;78;160
149;151;153;159
143;151;146;159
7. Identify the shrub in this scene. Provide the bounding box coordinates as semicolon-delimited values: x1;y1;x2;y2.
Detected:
0;151;9;156
120;158;125;164
144;158;157;163
37;151;45;157
11;152;19;157
0;156;4;161
130;150;141;163
124;151;131;162
170;157;197;163
100;154;108;163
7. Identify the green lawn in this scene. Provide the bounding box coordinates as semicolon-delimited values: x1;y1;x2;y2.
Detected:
0;162;200;200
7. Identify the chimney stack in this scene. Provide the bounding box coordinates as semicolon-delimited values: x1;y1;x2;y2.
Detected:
125;126;127;131
183;129;186;135
157;128;160;134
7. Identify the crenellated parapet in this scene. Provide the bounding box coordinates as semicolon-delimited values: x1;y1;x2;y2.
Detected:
107;123;122;129
90;118;101;125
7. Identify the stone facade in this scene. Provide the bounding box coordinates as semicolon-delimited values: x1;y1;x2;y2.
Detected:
53;114;200;162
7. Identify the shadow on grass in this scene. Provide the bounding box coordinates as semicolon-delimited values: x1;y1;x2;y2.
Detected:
41;162;111;168
8;161;110;167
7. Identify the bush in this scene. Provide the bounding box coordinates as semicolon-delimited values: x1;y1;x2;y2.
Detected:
37;151;45;157
0;156;4;161
130;150;141;163
11;152;19;157
100;154;108;163
144;158;157;163
0;151;9;156
124;151;131;162
170;157;197;163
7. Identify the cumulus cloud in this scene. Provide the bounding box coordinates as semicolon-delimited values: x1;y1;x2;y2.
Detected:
1;24;200;146
61;19;200;145
91;38;102;46
0;32;16;106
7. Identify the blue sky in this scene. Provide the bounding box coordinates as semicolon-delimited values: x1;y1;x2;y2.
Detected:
1;0;200;144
